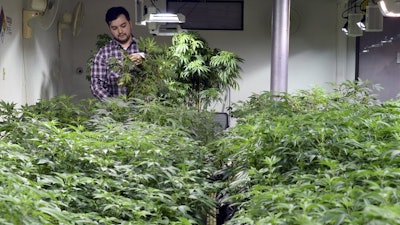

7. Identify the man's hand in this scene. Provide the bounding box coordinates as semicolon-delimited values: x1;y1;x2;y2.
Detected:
129;52;145;65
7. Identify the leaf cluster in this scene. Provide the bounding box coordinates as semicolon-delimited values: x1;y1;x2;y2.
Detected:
169;32;243;110
107;31;243;111
3;79;397;224
0;96;224;224
210;80;400;224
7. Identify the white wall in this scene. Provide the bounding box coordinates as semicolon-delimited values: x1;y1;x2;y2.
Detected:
22;0;72;105
0;0;72;105
0;0;357;106
0;0;25;104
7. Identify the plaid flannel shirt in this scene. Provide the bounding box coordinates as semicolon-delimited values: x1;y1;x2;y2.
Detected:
90;36;140;100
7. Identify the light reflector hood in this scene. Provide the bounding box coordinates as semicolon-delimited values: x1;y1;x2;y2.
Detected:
378;0;400;17
143;13;185;23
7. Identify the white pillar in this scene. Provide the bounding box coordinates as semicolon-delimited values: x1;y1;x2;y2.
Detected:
270;0;290;94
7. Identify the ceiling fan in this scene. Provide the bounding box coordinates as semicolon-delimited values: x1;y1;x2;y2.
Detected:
58;1;84;42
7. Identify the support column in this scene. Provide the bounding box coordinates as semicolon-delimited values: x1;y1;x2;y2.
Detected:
270;0;290;94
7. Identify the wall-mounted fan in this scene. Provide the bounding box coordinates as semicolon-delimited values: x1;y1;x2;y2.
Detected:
58;1;84;42
23;0;60;39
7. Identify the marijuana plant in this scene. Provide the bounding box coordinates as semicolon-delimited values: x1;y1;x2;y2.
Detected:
210;80;400;224
169;31;243;110
96;31;243;111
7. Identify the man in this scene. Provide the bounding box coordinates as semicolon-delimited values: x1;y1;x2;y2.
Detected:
90;6;145;100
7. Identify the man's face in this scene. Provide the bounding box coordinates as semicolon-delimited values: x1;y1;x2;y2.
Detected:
109;14;132;44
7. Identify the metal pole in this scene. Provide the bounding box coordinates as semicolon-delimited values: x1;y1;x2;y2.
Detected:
271;0;290;95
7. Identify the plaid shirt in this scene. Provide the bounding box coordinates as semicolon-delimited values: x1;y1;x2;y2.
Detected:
90;36;140;100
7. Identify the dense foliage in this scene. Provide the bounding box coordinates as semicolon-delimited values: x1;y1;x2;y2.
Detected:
0;96;222;224
2;80;400;224
211;80;400;224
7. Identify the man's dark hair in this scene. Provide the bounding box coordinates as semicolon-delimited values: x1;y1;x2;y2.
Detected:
105;6;130;25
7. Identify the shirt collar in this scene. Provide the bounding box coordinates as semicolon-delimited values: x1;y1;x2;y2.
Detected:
111;35;137;49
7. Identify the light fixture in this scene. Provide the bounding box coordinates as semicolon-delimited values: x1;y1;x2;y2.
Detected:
135;2;185;25
347;13;363;37
357;16;366;30
141;7;185;24
147;23;186;36
134;2;186;36
143;13;185;24
342;21;349;35
366;4;383;31
378;0;400;17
